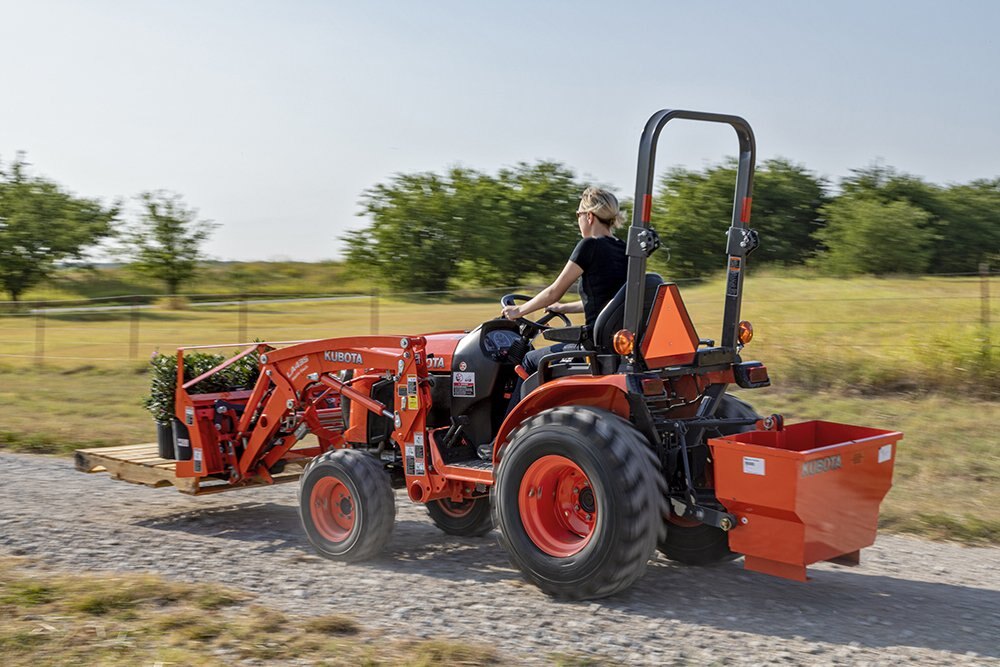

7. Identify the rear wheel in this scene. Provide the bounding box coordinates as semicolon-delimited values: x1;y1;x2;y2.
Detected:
299;449;395;561
658;393;759;565
493;406;664;600
426;496;493;537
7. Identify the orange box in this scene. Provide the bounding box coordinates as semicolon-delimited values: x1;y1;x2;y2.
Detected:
708;421;902;581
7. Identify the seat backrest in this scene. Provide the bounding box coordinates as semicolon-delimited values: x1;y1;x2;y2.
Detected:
593;273;663;354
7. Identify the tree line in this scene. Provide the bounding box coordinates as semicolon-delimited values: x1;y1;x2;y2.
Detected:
348;159;999;289
0;154;214;302
2;152;997;302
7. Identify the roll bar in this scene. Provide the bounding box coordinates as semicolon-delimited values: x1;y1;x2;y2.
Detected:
622;109;756;362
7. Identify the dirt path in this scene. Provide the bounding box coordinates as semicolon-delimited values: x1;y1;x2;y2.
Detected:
1;451;997;665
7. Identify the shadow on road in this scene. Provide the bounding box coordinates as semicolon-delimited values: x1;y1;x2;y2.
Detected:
612;557;1000;658
135;500;999;658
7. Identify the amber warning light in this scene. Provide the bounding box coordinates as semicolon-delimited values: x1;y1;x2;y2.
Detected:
613;329;635;355
738;320;754;345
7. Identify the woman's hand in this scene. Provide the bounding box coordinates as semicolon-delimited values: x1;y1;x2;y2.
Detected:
502;305;522;320
546;302;567;314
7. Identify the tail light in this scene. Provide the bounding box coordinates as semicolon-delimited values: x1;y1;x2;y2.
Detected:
641;377;665;396
735;362;770;388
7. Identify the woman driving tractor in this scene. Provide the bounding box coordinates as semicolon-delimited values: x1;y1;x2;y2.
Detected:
501;186;627;374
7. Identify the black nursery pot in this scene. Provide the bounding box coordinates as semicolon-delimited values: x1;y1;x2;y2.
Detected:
172;418;192;461
156;421;175;460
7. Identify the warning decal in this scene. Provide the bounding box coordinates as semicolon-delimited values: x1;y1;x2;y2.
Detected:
742;456;765;476
727;257;741;297
410;434;426;475
878;444;893;463
406;375;419;410
404;443;415;475
452;371;476;397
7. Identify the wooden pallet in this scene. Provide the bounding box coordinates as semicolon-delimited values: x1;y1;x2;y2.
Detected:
74;443;308;496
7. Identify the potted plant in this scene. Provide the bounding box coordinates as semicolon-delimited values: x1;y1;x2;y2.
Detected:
144;354;180;459
144;349;262;460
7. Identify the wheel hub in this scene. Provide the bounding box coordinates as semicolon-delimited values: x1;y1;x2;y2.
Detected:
518;455;597;557
310;476;356;543
578;487;595;514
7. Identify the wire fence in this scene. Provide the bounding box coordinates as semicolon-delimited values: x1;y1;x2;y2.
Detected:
0;269;996;367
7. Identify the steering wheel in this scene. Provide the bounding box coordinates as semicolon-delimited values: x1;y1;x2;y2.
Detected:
500;294;573;333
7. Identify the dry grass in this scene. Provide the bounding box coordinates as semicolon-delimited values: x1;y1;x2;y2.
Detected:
0;558;500;666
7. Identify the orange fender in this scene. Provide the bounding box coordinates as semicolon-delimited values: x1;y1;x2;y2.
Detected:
492;375;631;463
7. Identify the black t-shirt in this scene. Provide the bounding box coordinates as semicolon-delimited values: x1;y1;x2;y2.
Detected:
568;236;628;328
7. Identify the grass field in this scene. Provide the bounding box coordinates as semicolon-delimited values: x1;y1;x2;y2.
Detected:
0;272;997;543
1;270;995;393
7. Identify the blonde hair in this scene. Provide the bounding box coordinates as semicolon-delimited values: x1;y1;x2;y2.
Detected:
578;186;624;229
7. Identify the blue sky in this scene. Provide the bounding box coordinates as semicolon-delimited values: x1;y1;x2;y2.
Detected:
0;1;997;260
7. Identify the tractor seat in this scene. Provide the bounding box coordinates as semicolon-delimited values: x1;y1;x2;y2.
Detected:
517;273;664;399
591;273;664;354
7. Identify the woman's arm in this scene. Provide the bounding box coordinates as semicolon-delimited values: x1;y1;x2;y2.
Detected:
548;300;584;314
502;260;583;319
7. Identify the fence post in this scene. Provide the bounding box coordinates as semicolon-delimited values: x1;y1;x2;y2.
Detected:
129;303;139;360
982;263;992;352
371;289;379;335
238;294;248;343
35;311;45;365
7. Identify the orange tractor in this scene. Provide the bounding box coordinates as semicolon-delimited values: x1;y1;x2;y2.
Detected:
155;110;900;599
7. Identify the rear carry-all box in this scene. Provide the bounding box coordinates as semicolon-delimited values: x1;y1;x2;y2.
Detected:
708;421;903;581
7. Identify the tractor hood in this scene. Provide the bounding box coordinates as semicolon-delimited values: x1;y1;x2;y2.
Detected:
422;332;465;372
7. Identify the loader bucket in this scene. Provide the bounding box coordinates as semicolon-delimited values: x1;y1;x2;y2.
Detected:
708;421;902;581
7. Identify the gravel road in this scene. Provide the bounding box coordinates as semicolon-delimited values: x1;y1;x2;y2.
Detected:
1;450;997;666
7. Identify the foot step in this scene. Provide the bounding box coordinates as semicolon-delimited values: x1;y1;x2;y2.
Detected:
446;458;494;471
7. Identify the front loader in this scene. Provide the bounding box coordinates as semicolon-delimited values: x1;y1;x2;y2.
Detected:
78;109;902;599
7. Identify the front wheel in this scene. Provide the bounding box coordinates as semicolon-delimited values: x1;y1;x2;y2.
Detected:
493;406;664;600
299;449;395;562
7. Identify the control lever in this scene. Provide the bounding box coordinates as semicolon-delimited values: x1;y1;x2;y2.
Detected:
441;415;469;449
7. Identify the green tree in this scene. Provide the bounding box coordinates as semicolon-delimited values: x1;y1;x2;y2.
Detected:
472;162;581;286
648;159;826;279
0;155;118;302
752;158;828;264
127;191;215;296
814;197;933;274
834;164;1000;273
648;166;732;279
348;171;469;292
347;162;583;292
931;179;1000;273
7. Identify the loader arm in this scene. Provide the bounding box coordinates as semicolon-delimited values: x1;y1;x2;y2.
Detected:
230;336;432;484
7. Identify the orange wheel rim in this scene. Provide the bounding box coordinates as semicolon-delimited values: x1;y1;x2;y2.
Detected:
436;498;476;518
311;476;356;543
518;455;596;557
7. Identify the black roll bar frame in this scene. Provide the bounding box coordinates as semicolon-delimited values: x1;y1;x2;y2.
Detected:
622;109;756;367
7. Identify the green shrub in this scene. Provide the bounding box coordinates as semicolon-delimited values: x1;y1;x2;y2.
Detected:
142;348;261;423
